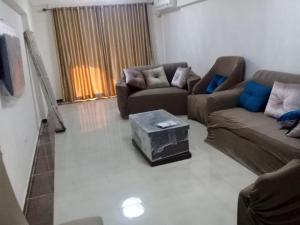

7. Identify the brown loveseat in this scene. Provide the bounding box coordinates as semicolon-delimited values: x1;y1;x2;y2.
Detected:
188;56;245;125
116;62;200;118
205;70;300;174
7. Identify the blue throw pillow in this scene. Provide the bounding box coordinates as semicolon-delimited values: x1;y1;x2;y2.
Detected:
239;81;272;112
278;109;300;121
278;109;300;129
206;74;227;94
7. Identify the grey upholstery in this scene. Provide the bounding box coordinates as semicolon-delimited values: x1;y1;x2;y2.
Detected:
188;56;245;125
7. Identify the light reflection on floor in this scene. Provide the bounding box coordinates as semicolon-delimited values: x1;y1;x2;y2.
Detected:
122;197;145;219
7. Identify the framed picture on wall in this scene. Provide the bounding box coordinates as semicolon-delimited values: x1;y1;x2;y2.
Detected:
0;21;25;97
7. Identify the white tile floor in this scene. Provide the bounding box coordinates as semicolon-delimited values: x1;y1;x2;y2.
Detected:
54;98;256;225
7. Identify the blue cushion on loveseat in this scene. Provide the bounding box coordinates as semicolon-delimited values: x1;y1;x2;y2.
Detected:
206;74;227;94
239;81;272;112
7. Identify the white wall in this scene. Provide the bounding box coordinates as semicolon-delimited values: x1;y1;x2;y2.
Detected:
0;0;45;207
148;0;300;78
31;7;62;100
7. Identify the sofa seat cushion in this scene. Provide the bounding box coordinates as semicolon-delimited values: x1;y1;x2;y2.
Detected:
129;87;187;98
208;108;300;163
128;87;188;115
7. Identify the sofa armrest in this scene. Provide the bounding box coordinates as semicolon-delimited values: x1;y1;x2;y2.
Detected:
238;159;300;225
116;80;130;118
187;72;201;94
206;87;243;114
60;217;103;225
251;159;300;203
238;184;255;225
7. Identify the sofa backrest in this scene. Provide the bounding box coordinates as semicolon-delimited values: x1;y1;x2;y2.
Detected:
125;62;188;83
253;70;300;87
192;56;245;94
213;56;245;78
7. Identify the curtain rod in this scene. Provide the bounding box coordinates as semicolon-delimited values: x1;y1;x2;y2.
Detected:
42;0;153;11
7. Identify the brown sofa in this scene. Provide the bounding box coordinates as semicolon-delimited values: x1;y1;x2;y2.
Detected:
206;70;300;174
238;159;300;225
188;56;245;125
116;62;200;118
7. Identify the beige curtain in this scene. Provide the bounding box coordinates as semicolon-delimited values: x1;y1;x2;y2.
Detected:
52;4;152;102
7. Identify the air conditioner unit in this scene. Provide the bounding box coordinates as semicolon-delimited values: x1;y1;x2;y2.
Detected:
153;0;206;16
154;0;177;16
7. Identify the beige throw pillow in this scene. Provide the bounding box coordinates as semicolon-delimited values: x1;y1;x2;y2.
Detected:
143;67;170;89
264;81;300;118
171;67;191;88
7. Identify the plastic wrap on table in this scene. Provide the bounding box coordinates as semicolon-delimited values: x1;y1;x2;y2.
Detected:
129;110;189;162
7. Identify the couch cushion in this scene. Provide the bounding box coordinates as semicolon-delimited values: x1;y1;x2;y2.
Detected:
239;81;272;112
279;109;300;122
130;87;187;98
265;81;300;118
143;67;170;89
206;74;227;94
171;67;191;88
278;109;300;129
209;108;300;163
124;68;146;90
128;87;188;115
130;62;188;83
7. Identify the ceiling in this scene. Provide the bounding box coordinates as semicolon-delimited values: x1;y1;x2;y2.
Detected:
30;0;153;7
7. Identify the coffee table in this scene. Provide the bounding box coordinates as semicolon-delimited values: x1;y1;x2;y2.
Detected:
129;110;191;166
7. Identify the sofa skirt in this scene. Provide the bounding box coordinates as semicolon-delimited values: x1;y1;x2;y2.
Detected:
206;127;286;175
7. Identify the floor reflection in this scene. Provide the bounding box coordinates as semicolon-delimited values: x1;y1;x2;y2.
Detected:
77;101;108;132
122;197;144;219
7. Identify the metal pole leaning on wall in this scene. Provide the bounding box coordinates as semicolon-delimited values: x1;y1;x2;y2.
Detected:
24;31;66;133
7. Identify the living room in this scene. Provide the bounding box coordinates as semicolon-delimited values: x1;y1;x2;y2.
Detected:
0;0;300;225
